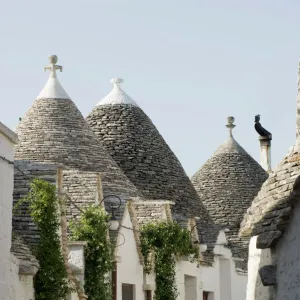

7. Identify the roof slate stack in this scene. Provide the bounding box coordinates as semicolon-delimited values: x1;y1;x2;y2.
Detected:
11;234;40;273
240;146;300;246
191;117;268;270
240;63;300;249
86;78;219;263
12;161;59;246
15;56;139;201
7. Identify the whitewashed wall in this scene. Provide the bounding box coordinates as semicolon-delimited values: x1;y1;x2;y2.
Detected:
0;132;15;300
116;208;144;300
117;208;205;300
201;232;247;300
245;236;272;300
176;260;202;300
8;254;35;300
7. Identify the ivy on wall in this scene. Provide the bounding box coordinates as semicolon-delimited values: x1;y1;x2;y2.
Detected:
23;179;71;300
70;205;113;300
140;221;199;300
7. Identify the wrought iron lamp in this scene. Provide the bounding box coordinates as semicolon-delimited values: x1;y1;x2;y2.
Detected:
99;195;122;231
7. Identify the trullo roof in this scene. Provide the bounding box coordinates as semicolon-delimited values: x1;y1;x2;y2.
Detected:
86;78;219;262
15;56;139;200
191;117;268;270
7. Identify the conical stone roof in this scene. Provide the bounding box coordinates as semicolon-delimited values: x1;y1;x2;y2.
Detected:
15;56;139;200
86;78;218;255
191;117;268;269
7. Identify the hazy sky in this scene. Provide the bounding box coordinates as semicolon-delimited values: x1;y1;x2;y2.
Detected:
1;1;300;176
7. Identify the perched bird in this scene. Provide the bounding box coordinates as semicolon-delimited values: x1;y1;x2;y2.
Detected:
254;115;272;138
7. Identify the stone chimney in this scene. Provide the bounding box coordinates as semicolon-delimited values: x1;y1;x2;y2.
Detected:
259;136;272;172
254;115;272;172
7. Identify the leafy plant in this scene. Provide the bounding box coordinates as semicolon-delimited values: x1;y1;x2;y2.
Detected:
70;205;113;300
24;179;71;300
140;221;199;300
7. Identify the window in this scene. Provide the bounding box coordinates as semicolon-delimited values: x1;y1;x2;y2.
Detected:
184;275;197;300
203;291;214;300
145;290;152;300
122;284;135;300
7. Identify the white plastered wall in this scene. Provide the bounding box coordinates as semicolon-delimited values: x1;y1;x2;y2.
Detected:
200;231;247;300
117;207;205;300
0;134;15;299
116;207;144;300
245;236;272;300
176;260;202;300
8;254;35;300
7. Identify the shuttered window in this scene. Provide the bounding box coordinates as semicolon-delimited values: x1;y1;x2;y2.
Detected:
122;284;134;300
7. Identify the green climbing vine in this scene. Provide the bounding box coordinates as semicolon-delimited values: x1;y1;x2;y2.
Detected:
140;221;199;300
70;205;113;300
20;179;71;300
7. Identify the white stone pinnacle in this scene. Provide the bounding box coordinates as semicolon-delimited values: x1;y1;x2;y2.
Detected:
226;116;236;137
96;78;138;106
37;55;70;100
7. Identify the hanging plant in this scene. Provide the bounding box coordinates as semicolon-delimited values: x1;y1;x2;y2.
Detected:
21;179;71;300
70;205;113;300
140;221;199;300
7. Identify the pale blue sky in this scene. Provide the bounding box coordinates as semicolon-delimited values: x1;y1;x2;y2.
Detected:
1;1;299;176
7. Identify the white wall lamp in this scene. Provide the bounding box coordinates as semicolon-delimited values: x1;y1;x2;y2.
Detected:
190;223;208;253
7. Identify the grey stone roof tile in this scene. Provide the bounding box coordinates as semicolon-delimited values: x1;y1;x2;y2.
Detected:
15;97;140;202
240;146;300;244
11;234;39;269
12;162;126;249
86;103;219;264
192;135;268;270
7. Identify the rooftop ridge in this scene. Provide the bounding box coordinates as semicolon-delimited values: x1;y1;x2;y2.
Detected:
96;78;138;106
37;55;70;100
213;136;248;156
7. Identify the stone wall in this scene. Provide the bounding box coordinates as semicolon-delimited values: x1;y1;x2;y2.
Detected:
275;200;300;299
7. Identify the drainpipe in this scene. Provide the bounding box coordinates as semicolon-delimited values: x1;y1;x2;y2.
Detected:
112;261;117;300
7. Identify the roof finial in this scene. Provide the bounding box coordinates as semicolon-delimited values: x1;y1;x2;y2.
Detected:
44;55;63;78
226;116;236;137
110;78;124;88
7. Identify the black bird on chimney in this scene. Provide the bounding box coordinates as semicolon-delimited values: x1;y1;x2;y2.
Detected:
254;115;272;138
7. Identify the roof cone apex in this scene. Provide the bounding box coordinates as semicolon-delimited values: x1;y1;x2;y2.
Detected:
36;55;70;100
96;78;138;107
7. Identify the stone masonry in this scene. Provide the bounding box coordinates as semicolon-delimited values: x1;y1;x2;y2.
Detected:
87;103;219;263
15;98;140;201
192;134;268;270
